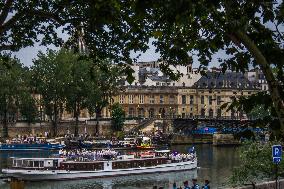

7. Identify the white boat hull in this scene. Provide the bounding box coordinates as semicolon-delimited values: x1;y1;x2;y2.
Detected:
2;160;197;181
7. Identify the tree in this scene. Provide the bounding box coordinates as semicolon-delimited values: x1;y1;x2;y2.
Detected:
64;52;93;137
0;1;68;51
0;1;148;74
110;102;125;132
85;60;124;135
230;141;284;187
0;56;36;137
125;0;284;135
31;49;71;137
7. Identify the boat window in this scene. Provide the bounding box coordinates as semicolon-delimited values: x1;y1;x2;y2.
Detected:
39;161;44;167
34;161;39;167
16;160;22;167
22;160;28;167
28;161;33;167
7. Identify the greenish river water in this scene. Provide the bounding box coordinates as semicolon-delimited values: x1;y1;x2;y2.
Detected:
0;144;240;189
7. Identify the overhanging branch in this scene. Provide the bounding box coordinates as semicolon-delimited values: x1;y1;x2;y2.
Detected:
0;0;13;26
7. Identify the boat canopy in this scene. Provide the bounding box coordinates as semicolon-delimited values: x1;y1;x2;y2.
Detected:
155;150;170;153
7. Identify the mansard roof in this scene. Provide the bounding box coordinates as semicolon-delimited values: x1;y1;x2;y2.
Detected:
194;71;258;90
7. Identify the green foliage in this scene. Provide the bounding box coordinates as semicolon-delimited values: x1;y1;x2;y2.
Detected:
31;49;72;136
247;105;271;120
0;1;148;83
85;59;123;118
110;103;125;132
0;56;36;137
230;141;284;186
18;93;38;124
116;131;125;140
62;51;93;136
31;49;124;136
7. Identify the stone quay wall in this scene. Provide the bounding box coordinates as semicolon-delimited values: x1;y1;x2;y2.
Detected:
170;134;213;144
213;133;240;146
0;121;118;138
230;179;284;189
0;119;141;138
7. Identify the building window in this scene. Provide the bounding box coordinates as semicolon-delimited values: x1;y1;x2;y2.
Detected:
139;95;144;104
129;95;134;104
119;95;125;104
217;109;221;117
201;108;205;117
160;95;164;104
201;96;204;104
209;96;212;105
217;96;222;105
169;95;175;104
129;108;134;118
190;95;194;105
209;109;213;117
182;95;186;104
138;108;145;118
149;95;155;104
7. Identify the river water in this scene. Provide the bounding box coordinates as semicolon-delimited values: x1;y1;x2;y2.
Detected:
0;144;240;189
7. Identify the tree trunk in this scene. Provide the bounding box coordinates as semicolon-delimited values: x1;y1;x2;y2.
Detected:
95;109;101;136
52;104;58;137
2;109;8;138
74;102;80;137
235;30;284;135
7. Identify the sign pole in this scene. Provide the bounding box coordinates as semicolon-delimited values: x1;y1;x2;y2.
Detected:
275;163;278;189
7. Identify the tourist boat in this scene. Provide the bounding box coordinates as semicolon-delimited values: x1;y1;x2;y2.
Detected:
0;143;65;151
2;151;197;181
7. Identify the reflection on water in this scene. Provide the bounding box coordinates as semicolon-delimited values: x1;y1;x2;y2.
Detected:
0;144;240;189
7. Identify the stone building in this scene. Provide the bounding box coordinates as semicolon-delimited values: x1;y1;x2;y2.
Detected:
113;86;178;118
177;71;259;119
113;70;260;119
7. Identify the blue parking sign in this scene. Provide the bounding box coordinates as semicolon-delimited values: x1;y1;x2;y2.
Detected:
272;145;282;164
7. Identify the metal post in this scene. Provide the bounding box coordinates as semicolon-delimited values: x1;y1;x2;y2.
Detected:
276;163;278;189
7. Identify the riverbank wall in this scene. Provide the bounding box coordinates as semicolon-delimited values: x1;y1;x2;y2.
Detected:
0;121;111;137
170;134;213;144
0;120;138;138
213;133;240;146
230;179;284;189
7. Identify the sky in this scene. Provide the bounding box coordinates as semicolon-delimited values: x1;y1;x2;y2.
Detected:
12;33;222;68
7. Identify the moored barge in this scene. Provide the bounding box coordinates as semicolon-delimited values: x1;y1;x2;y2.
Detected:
2;151;197;181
